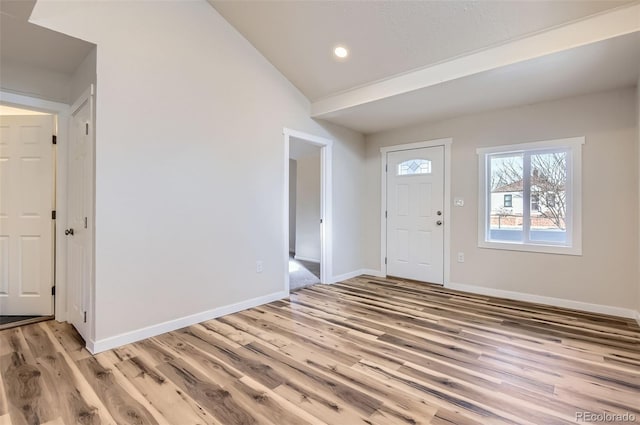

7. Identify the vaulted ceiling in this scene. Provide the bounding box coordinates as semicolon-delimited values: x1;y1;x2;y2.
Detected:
211;0;640;134
2;1;638;134
210;0;633;101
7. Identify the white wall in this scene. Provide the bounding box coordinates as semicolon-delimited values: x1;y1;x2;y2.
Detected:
295;154;321;262
31;0;365;347
288;159;297;253
365;88;638;310
0;61;71;104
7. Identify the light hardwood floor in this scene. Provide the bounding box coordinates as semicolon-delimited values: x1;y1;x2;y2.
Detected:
1;276;639;424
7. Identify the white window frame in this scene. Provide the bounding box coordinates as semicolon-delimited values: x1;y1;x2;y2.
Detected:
477;137;584;256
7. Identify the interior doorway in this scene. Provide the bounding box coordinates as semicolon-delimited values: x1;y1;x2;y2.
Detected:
283;128;332;292
289;141;321;289
0;104;57;329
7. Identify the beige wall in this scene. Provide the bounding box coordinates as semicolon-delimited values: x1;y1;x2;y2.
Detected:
365;88;638;310
637;79;640;314
0;61;71;103
0;46;96;106
31;1;366;344
295;154;321;262
69;47;96;104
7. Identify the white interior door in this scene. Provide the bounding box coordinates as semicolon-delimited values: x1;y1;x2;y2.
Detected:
0;114;55;315
386;146;444;284
67;92;93;340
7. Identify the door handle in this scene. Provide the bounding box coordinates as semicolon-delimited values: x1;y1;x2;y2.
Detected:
65;228;74;236
436;220;443;226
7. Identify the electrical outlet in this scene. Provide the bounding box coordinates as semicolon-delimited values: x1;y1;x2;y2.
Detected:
457;252;465;263
256;261;263;273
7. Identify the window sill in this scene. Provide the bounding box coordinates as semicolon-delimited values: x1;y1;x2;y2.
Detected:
478;240;582;256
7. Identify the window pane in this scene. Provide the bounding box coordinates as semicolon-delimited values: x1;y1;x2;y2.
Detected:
531;194;540;212
530;151;567;244
478;137;582;254
397;159;431;175
489;154;523;242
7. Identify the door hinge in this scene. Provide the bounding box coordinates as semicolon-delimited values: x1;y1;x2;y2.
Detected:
52;210;56;220
85;123;89;135
51;286;56;296
84;217;88;229
385;210;387;219
52;135;57;145
385;164;388;172
385;257;387;265
84;311;87;323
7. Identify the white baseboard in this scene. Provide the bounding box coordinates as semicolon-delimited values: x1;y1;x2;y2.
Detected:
332;269;364;283
360;269;386;278
332;269;386;283
447;281;638;319
294;255;320;263
87;290;288;354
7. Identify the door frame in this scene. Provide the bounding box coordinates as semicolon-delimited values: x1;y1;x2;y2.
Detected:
380;138;452;285
283;127;332;291
0;90;70;320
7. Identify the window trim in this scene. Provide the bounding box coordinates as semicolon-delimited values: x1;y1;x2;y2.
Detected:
477;137;584;256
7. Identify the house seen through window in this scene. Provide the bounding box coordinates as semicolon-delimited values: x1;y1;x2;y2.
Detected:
477;137;584;255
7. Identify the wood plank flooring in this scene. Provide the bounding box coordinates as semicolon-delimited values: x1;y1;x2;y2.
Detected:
1;275;639;424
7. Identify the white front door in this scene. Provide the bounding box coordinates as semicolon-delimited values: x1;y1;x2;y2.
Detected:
0;114;55;315
67;92;93;340
386;146;444;284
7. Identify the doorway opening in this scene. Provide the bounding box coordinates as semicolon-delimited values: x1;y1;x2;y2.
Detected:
289;141;321;289
283;128;332;292
0;103;57;329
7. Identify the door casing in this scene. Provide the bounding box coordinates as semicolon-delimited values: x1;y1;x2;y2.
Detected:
283;128;332;290
0;90;70;321
380;138;452;285
65;85;95;342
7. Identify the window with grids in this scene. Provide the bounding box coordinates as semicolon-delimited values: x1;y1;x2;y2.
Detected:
397;159;431;176
477;137;583;255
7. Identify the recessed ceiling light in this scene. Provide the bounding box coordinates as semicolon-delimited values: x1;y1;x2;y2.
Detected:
334;46;348;59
